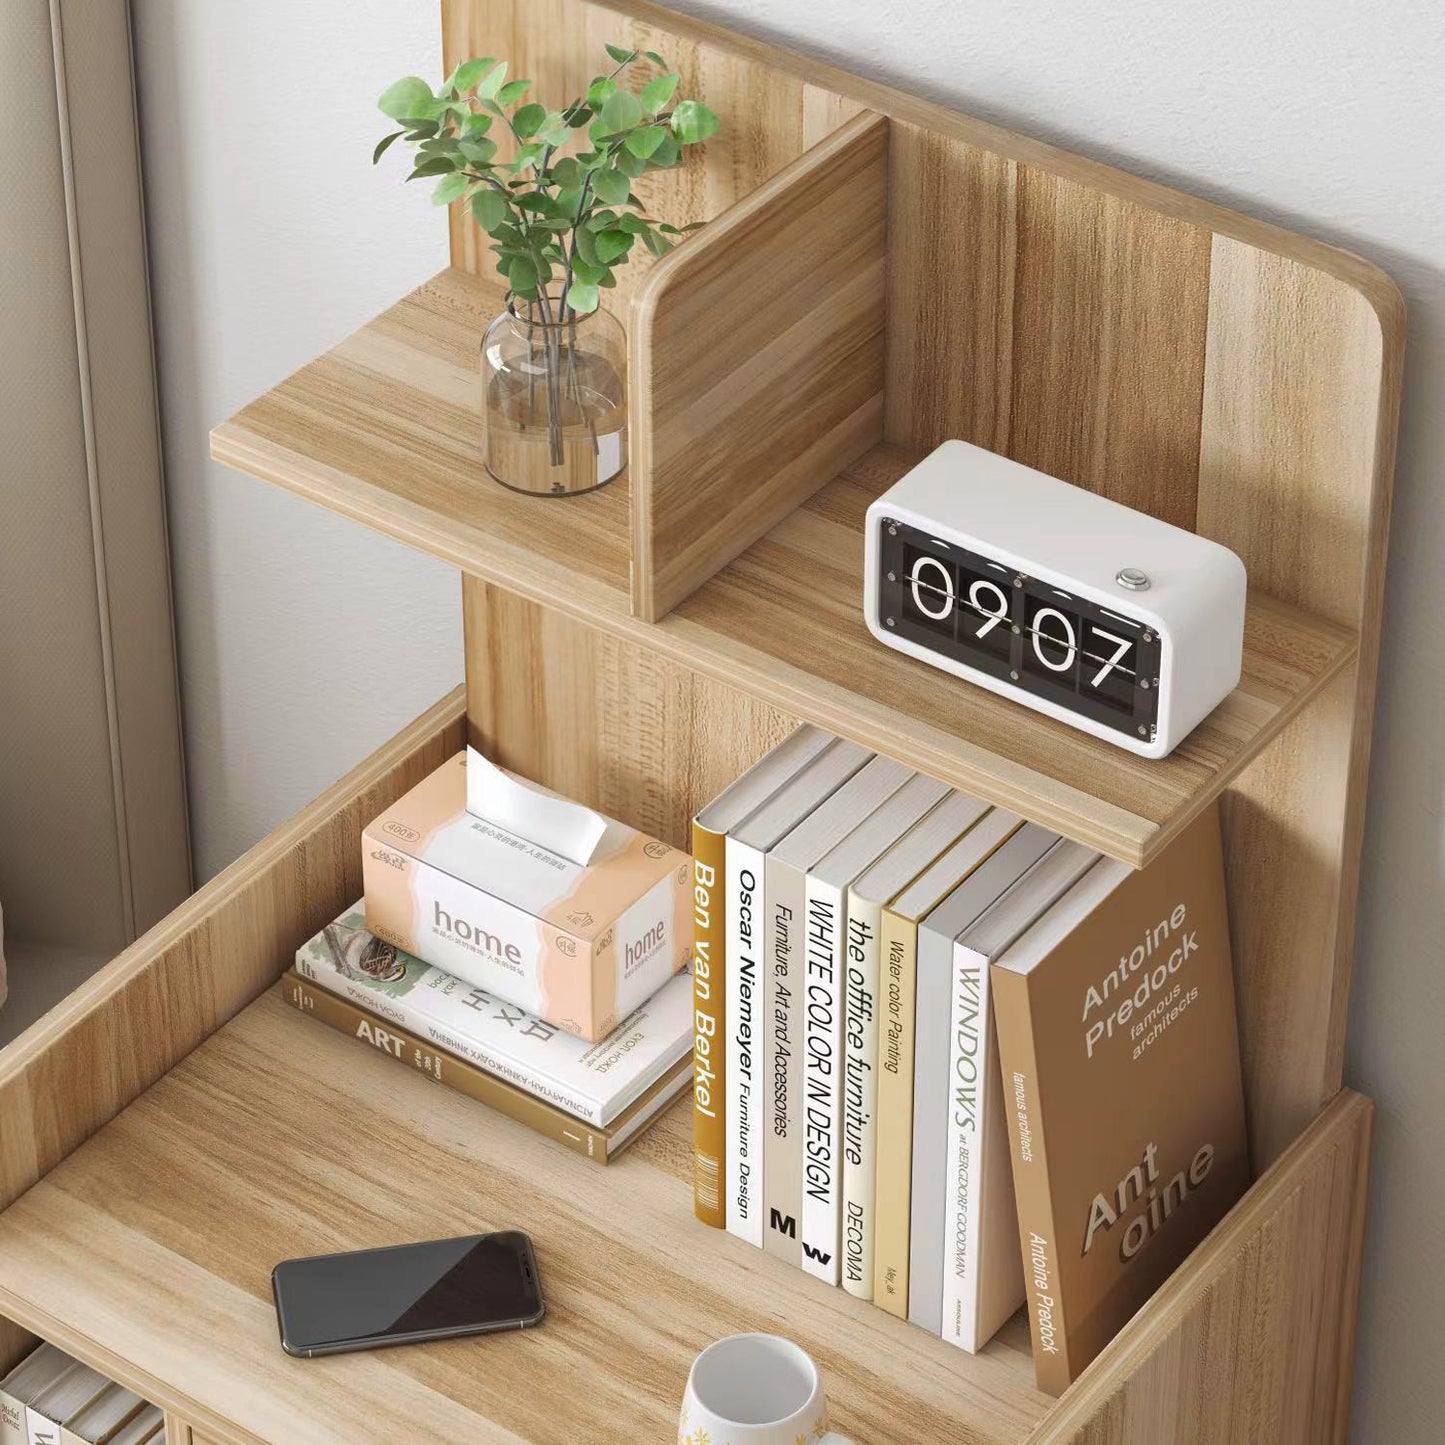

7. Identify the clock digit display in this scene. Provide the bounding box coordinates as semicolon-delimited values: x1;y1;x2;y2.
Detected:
878;520;1160;740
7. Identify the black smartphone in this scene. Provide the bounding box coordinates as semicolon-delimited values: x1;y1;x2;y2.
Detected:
271;1229;545;1357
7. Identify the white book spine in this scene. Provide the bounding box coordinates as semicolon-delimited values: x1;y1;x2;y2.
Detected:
25;1410;60;1445
0;1389;25;1445
725;836;766;1246
800;875;847;1283
840;890;883;1299
940;942;990;1349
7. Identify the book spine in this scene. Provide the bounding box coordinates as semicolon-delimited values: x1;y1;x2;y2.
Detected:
840;890;883;1299
281;974;614;1163
293;954;605;1124
0;1388;26;1445
991;964;1072;1394
724;836;766;1246
691;820;727;1227
872;909;917;1316
762;855;804;1265
940;943;990;1350
25;1409;60;1445
908;923;953;1331
800;875;847;1284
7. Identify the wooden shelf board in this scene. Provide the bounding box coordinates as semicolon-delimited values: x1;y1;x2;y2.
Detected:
211;268;1358;867
0;989;1052;1445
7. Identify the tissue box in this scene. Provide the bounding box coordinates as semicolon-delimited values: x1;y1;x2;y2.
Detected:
363;752;691;1042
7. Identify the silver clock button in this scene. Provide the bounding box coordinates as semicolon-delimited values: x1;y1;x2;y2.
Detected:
1115;567;1151;591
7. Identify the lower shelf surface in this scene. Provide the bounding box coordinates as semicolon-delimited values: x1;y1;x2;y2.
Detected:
0;989;1051;1444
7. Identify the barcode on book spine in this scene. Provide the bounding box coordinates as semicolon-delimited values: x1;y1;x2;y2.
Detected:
695;1152;721;1212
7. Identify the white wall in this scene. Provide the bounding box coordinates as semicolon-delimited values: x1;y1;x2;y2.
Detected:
132;1;1443;1437
131;0;457;880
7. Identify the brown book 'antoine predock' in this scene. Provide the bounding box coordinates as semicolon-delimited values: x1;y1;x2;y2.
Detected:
991;803;1249;1394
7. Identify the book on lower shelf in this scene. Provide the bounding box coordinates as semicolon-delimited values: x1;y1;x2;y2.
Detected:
690;733;1250;1394
289;906;695;1163
992;802;1247;1394
0;1344;162;1445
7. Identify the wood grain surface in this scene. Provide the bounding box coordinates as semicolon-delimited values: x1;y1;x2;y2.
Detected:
0;992;1053;1445
214;306;1357;871
463;576;798;849
630;110;887;620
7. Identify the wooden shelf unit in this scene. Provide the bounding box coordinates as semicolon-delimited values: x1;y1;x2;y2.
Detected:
212;268;1358;867
1;0;1403;1441
0;694;1377;1444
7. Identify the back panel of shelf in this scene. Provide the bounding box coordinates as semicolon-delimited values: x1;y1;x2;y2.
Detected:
444;0;1402;1173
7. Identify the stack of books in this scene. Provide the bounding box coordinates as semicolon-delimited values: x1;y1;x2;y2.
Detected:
284;749;697;1164
1;1342;164;1445
691;725;1249;1394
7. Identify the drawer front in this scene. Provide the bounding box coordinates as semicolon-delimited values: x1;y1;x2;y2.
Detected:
1034;1088;1372;1445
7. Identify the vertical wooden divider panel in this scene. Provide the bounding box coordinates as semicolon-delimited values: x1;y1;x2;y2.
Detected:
630;111;889;621
463;576;798;848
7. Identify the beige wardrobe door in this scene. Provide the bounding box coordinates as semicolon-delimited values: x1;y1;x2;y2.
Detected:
0;2;189;981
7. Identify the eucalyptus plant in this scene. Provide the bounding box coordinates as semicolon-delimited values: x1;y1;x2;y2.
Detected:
375;45;718;325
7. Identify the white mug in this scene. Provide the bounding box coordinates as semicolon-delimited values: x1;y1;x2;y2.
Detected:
679;1333;855;1444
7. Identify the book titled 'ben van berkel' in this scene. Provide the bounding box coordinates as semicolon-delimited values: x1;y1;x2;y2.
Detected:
990;802;1248;1394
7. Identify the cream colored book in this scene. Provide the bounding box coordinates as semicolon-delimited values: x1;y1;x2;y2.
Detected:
102;1408;162;1445
758;753;917;1265
939;839;1100;1353
838;789;991;1299
722;739;873;1247
800;771;952;1285
871;808;1024;1316
61;1385;147;1445
1;1347;70;1445
24;1363;108;1445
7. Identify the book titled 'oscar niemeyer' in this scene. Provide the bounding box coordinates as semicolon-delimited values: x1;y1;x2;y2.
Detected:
991;802;1248;1394
689;725;838;1227
297;906;693;1126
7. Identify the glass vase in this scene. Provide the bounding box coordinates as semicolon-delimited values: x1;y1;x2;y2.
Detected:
480;295;627;497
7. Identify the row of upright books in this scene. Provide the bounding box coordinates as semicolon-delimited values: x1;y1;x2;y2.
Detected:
690;725;1250;1394
285;748;697;1163
1;1343;164;1445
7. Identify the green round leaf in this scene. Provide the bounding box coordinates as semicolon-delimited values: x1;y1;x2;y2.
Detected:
574;226;599;265
591;167;632;205
640;73;679;114
508;255;538;293
595;229;633;264
586;77;617;109
407;156;454;179
378;77;433;121
432;173;469;205
462;113;493;138
566;281;600;314
571;257;606;285
624;124;667;159
598;88;643;135
670;99;720;145
471;189;509;232
449;57;492;93
512;103;547;139
458;137;497;166
496;78;532;107
476;61;509;100
604;43;640;64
